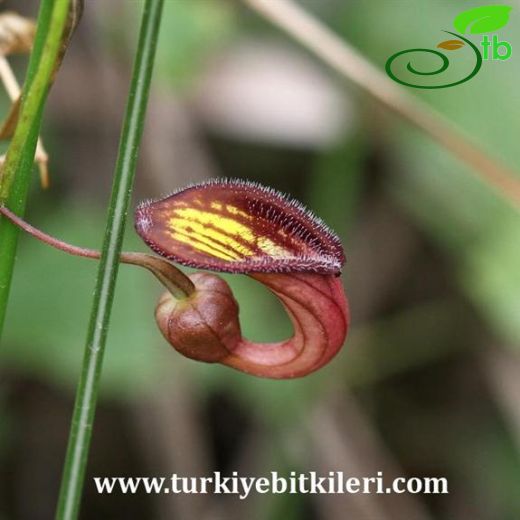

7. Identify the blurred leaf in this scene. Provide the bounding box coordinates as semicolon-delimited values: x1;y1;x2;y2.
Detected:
0;97;20;140
308;132;364;241
143;0;235;89
336;300;475;386
461;214;520;345
437;39;465;50
453;5;512;34
98;0;236;90
460;421;520;518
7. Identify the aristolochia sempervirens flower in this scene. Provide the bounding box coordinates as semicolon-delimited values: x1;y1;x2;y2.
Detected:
135;179;349;379
0;178;349;379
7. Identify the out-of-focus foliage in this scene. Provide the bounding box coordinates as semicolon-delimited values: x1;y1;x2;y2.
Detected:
2;206;162;398
341;0;520;346
99;0;237;90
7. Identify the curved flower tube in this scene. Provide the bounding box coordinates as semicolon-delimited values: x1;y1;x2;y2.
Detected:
136;178;350;379
155;271;348;379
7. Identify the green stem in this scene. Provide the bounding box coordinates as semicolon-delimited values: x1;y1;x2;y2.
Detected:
0;0;70;339
55;1;164;518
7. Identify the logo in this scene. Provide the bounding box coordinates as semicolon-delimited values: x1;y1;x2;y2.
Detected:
385;5;512;89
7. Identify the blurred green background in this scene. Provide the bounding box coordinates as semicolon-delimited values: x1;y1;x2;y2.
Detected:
1;0;519;518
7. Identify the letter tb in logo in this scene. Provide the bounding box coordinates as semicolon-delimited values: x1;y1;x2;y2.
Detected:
481;35;512;60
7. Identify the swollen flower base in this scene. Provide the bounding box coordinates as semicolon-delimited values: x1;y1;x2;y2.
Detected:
0;178;349;379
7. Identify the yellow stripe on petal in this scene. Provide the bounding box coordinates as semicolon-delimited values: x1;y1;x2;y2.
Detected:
169;232;237;261
169;224;242;259
169;219;254;258
171;208;254;239
168;209;256;258
257;237;290;257
225;205;250;218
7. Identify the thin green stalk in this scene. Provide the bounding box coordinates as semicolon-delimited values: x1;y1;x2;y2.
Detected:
0;0;70;338
55;1;164;518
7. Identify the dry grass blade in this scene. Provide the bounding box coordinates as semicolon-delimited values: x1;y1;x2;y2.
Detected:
53;0;83;80
0;2;82;188
0;56;49;188
0;11;35;54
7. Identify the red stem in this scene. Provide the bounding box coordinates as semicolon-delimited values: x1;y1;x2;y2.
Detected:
0;206;195;297
0;205;100;259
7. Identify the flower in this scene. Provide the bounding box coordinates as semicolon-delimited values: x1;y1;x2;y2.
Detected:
135;178;349;379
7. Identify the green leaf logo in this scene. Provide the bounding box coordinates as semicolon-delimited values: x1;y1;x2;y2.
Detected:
453;5;512;34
